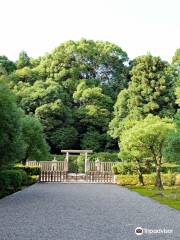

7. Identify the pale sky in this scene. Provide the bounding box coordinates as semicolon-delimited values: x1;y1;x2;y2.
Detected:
0;0;179;62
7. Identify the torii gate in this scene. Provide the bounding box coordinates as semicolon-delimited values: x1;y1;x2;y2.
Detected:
61;150;93;173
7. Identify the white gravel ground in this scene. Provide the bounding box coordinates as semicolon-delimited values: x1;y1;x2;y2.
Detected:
0;183;180;240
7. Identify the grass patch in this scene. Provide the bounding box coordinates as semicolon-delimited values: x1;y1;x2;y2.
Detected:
127;185;180;211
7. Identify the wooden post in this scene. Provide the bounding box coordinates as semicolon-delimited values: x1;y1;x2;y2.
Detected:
95;158;100;172
85;152;87;173
65;152;69;171
85;152;88;173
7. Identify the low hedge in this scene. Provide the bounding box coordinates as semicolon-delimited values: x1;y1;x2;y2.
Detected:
0;169;38;198
0;169;28;192
115;173;180;186
161;163;180;173
14;164;40;175
113;162;180;175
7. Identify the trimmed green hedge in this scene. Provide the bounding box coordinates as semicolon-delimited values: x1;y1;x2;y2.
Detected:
161;163;180;173
0;169;27;192
113;162;180;175
14;164;40;175
115;173;180;186
0;169;38;198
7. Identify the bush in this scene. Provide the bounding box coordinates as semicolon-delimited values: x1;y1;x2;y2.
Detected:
89;152;120;162
0;169;28;192
14;164;40;175
27;175;39;185
112;161;153;175
115;173;177;186
115;175;139;185
112;162;134;175
0;169;39;198
161;173;176;186
161;163;180;173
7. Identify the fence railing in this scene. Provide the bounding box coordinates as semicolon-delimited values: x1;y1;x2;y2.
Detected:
87;161;116;173
39;161;68;171
26;161;40;167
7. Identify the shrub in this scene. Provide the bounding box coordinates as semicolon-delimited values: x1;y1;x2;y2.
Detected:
115;173;177;186
112;161;154;175
115;175;139;185
112;162;134;175
161;173;176;186
161;163;180;173
89;152;120;162
0;169;28;192
14;164;40;175
143;174;156;185
27;175;39;185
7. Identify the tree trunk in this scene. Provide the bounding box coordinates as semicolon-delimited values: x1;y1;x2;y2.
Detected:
138;172;144;186
156;160;163;190
22;152;28;165
136;160;144;186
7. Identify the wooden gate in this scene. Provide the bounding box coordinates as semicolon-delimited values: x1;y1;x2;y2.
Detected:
28;159;116;183
85;161;115;183
39;160;68;182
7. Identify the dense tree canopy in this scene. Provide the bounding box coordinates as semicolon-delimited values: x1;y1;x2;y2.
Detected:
0;81;23;167
7;39;129;152
21;115;50;164
0;41;179;163
109;54;177;139
0;55;16;76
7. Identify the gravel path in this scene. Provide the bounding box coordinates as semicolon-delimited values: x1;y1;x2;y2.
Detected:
0;183;180;240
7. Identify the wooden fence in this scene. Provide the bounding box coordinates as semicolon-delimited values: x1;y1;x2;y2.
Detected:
26;159;116;183
88;161;116;172
26;161;40;167
86;172;114;183
40;171;67;182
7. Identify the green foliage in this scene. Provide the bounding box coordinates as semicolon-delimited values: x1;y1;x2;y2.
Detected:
48;127;78;152
109;54;176;140
119;115;174;188
14;164;40;175
16;51;30;69
161;163;180;173
8;39;128;153
0;55;16;76
128;185;180;211
89;152;119;162
163;110;180;164
0;81;24;168
21;115;50;163
115;173;176;186
0;169;39;198
80;130;105;151
129;55;176;117
112;162;134;175
0;169;28;192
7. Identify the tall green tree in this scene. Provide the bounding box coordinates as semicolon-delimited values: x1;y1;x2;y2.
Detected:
0;55;16;76
16;51;30;69
119;115;174;189
0;81;23;168
9;39;128;152
109;54;176;140
73;80;113;150
21;115;50;164
40;39;128;97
